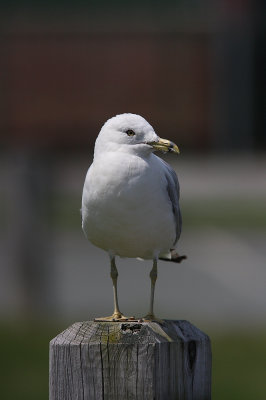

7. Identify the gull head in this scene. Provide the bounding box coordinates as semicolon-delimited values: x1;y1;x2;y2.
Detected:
94;113;179;157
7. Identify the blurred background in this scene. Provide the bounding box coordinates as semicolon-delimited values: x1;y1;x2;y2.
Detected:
0;1;265;399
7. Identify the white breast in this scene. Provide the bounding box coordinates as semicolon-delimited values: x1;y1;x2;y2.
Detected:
82;152;176;259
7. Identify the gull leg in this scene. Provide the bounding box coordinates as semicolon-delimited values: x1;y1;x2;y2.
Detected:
95;256;128;321
110;256;125;319
144;259;163;322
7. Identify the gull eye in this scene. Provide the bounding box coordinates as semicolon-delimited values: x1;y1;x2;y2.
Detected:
126;129;135;136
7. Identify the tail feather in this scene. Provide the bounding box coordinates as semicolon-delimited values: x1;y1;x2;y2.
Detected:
159;249;187;263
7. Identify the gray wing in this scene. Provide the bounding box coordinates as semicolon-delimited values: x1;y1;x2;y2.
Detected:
81;163;93;228
159;158;182;245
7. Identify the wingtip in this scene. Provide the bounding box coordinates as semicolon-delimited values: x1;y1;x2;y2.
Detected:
159;249;187;263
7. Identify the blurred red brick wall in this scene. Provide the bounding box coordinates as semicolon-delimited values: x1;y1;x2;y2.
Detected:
2;31;210;149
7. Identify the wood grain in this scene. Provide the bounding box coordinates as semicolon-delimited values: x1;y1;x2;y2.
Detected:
49;320;211;400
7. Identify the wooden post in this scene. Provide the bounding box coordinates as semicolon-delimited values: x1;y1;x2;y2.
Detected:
49;320;211;400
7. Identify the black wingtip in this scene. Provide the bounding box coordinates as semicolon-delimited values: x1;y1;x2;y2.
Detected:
159;250;187;263
171;255;187;263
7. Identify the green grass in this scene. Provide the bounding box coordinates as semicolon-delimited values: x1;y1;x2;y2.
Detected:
0;322;63;400
212;331;266;399
182;198;266;229
1;323;266;399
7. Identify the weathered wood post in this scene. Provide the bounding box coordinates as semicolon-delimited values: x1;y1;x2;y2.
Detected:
49;320;211;400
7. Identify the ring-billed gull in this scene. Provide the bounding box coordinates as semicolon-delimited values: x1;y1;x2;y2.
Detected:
82;113;186;322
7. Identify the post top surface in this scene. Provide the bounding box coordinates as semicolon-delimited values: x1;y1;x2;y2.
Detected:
50;320;210;346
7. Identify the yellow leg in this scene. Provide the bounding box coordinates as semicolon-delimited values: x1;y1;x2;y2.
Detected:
110;257;125;319
95;256;128;321
144;259;163;323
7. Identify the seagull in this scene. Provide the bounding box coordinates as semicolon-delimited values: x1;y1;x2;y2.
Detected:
81;113;186;322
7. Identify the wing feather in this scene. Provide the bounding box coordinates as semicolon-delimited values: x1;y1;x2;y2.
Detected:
159;158;182;245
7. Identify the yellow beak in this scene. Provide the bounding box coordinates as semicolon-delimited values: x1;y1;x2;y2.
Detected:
148;138;180;154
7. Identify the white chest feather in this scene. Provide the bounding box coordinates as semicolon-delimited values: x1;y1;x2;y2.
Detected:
82;152;176;259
